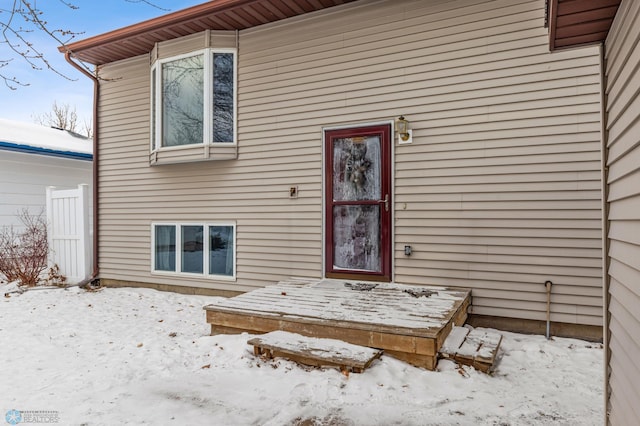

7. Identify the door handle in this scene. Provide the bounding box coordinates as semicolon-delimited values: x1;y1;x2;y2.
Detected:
378;194;389;212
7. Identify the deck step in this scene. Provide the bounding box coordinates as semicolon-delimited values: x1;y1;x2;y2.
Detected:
440;326;502;373
247;330;383;374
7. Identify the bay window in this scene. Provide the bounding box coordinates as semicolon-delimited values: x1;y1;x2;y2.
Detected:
151;48;237;155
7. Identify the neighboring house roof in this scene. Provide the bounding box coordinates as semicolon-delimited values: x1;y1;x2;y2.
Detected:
61;0;357;65
0;118;93;161
547;0;621;50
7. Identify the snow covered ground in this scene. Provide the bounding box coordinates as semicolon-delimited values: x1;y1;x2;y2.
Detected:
0;286;603;425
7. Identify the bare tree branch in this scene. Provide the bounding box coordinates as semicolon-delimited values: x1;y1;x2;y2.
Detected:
33;101;77;131
0;0;82;88
33;101;92;137
81;117;92;138
0;58;27;89
0;0;169;89
124;0;169;11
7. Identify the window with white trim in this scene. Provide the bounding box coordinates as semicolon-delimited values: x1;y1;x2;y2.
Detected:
151;48;237;150
152;223;235;279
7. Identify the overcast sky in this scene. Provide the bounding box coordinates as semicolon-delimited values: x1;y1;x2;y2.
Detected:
0;0;203;126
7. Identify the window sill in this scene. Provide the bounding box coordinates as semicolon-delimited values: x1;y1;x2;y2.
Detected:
151;270;236;282
150;143;237;165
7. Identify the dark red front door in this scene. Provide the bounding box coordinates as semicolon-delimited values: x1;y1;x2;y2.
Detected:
325;124;392;282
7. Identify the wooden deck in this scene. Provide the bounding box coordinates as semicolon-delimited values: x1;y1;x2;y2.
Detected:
440;326;503;373
204;278;471;370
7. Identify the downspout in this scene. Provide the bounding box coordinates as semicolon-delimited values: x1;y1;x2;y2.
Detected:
64;51;100;285
598;43;611;425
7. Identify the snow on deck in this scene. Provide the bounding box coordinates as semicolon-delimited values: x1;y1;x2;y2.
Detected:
248;330;382;367
440;326;503;373
205;278;470;332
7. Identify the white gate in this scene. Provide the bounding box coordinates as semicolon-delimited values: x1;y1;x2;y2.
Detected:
46;184;91;284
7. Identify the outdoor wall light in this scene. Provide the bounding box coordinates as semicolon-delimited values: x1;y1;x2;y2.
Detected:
404;245;412;256
396;116;412;144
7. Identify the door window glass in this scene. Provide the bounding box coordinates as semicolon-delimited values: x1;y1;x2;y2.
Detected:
332;205;381;272
332;136;381;201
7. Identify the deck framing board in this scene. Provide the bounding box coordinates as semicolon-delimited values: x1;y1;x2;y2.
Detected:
207;310;439;355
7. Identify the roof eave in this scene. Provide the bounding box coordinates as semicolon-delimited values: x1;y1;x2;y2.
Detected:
547;0;621;51
0;141;93;161
59;0;257;57
60;0;357;65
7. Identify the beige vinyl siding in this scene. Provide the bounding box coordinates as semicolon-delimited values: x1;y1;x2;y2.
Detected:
604;0;640;423
98;52;320;293
97;0;603;323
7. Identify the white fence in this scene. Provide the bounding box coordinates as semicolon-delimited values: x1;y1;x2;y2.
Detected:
46;184;91;284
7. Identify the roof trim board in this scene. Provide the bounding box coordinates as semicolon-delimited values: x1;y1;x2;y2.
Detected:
61;0;624;65
0;141;93;161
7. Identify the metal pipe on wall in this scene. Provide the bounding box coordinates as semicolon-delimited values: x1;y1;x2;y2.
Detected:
545;280;553;340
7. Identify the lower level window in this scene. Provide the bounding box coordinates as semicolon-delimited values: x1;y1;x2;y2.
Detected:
153;223;235;279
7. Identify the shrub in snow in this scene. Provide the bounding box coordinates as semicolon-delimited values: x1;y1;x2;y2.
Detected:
0;209;54;287
45;263;67;287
